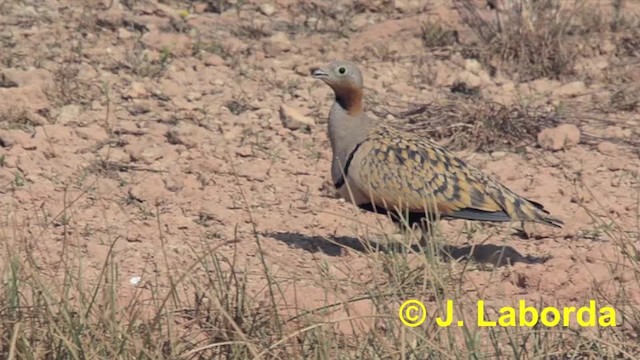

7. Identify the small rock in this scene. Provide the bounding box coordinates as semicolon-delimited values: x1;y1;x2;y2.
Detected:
451;70;490;88
56;104;82;125
537;124;580;151
163;177;184;192
75;124;109;142
545;156;562;167
0;131;15;148
15;5;38;18
596;141;618;156
166;122;209;148
95;8;126;30
237;162;268;181
349;14;369;31
127;101;151;115
293;64;310;76
490;151;507;159
28;111;46;126
279;104;315;130
464;59;483;74
189;158;224;175
117;27;133;40
607;160;626;171
150;88;170;101
552;81;587;98
235;146;253;157
186;91;202;102
258;3;276;16
125;82;147;99
128;176;167;201
197;204;231;225
222;126;242;141
126;231;144;243
129;276;142;286
141;31;192;57
528;78;561;94
600;39;616;55
171;215;193;230
125;143;165;164
263;32;291;57
305;17;318;28
0;73;18;88
394;0;423;12
603;126;632;139
203;54;225;66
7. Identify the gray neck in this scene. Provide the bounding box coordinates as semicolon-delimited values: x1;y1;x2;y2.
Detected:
327;101;379;182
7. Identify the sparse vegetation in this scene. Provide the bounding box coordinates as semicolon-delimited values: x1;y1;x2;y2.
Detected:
453;0;639;80
2;189;640;358
46;64;98;107
420;21;459;48
0;107;37;131
379;96;563;152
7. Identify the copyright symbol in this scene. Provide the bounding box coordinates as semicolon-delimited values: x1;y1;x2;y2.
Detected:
399;299;427;327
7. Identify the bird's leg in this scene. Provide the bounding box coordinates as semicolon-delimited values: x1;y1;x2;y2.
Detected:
389;212;429;252
383;211;414;253
416;221;430;248
520;220;532;239
414;211;448;260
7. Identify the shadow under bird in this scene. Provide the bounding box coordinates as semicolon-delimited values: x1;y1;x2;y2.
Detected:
310;60;563;233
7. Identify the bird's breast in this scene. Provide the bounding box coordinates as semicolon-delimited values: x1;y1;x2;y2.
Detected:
331;157;370;205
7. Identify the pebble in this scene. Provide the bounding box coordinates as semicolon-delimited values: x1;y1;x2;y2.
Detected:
537;124;580;151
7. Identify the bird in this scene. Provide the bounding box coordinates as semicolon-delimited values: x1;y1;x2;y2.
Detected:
310;60;563;235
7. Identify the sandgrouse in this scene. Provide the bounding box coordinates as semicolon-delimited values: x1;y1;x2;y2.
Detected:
311;60;563;232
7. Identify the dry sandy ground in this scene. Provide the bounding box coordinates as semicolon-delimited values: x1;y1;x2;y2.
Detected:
1;0;639;345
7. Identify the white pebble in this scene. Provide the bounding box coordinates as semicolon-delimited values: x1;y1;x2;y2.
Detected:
129;276;142;286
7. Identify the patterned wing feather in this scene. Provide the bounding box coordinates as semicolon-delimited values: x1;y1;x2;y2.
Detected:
349;124;562;227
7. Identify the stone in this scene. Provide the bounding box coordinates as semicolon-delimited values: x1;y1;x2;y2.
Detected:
125;143;165;164
279;104;315;130
203;54;225;66
537;124;580;151
552;81;587;98
263;32;291;57
125;82;148;99
186;91;202;102
56;104;82;125
0;131;15;148
596;141;618;156
258;3;276;16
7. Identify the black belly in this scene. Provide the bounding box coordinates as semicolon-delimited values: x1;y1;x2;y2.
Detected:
357;202;513;225
357;203;437;227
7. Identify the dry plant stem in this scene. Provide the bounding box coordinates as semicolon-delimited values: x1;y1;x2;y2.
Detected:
228;154;284;337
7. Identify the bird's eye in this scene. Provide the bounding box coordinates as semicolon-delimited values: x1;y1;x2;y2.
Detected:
338;67;346;74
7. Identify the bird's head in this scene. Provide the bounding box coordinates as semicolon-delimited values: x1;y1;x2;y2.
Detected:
311;61;364;115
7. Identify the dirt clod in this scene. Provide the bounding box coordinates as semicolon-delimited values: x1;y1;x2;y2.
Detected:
280;103;315;130
537;124;581;151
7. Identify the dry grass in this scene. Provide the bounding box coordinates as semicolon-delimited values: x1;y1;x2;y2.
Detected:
376;95;563;152
0;107;38;131
420;21;460;49
453;0;637;81
1;171;639;359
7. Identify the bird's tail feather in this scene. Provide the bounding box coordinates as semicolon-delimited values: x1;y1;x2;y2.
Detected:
495;186;564;228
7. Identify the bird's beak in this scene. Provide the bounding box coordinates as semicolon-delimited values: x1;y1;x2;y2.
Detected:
311;67;329;79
